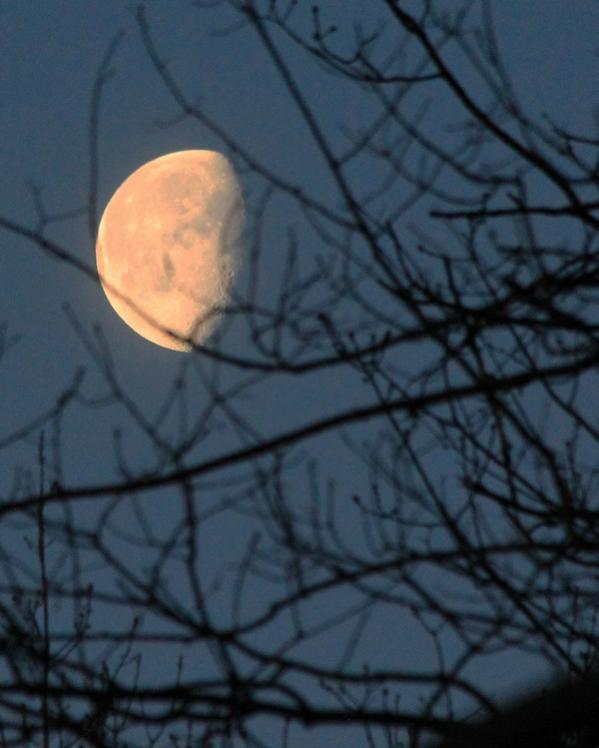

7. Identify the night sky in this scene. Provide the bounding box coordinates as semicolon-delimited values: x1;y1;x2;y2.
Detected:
1;2;598;746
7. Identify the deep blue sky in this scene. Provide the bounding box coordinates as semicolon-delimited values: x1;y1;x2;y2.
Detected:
1;2;598;746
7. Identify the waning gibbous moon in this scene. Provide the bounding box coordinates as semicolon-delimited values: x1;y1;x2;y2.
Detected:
96;150;244;351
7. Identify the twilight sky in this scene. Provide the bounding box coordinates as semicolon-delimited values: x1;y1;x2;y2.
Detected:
0;2;598;746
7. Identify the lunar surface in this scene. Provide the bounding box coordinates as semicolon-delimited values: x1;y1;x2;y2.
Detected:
96;150;244;351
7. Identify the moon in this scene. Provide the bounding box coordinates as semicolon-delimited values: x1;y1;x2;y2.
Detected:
96;150;244;351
